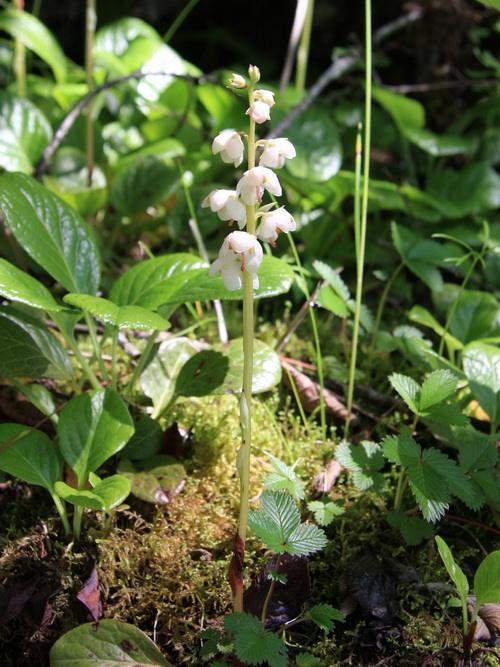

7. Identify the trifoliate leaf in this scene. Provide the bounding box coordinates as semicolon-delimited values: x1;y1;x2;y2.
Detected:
387;511;434;545
389;373;420;413
423;403;468;427
306;603;344;631
264;454;305;500
285;523;328;556
419;370;459;411
407;448;452;522
307;500;345;526
248;491;300;553
382;432;420;467
336;440;384;491
224;613;288;667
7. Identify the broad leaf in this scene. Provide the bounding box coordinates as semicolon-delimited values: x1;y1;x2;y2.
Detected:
120;416;163;461
58;389;134;485
0;93;52;173
94;17;160;59
49;619;171;666
373;86;425;130
110;155;173;215
0;423;60;491
174;350;229;397
387;511;433;546
403;127;477;157
55;474;131;511
427;163;500;219
306;604;344;631
408;305;463;353
463;343;500;424
220;338;282;394
392;223;447;292
63;293;169;331
0;259;62;311
118;456;185;504
435;536;469;601
44;156;107;217
0;9;67;82
448;291;500;344
0;306;72;379
474;551;500;607
419;370;458;411
0;173;101;294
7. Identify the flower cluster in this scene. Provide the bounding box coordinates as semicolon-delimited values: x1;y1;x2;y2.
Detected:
205;65;297;291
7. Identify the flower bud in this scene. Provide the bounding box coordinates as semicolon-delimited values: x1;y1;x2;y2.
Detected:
248;64;261;83
246;100;271;125
254;89;275;107
228;73;246;89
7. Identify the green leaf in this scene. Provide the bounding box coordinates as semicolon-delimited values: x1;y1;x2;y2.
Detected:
387;511;433;546
264;454;305;500
296;653;322;667
110;155;173;215
392;223;447;292
389;373;420;413
435;536;469;601
382;432;420;467
448;291;500;344
58;388;134;486
475;0;500;9
55;474;131;511
408;305;463;353
220;338;282;394
407;449;452;522
313;261;350;301
474;550;500;607
427;163;500;219
120;416;163;461
0;259;62;311
49;619;171;666
0;423;60;491
94;17;160;59
109;253;206;308
155;256;295;304
463;343;500;424
317;286;350;318
174;350;229;397
0;93;52;173
456;427;498;472
249;491;301;551
285;523;328;556
63;294;169;331
284;106;342;182
335;440;384;491
307;500;344;526
140;337;199;417
118;456;186;504
0;173;101;294
0;9;67;82
44;159;107;217
403;126;477;157
373;86;425;129
419;370;458;411
224;613;288;667
306;604;344;631
0;306;72;380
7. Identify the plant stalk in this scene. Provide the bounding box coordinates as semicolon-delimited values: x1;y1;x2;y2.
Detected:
85;0;96;187
110;327;119;389
295;0;314;93
126;330;158;398
345;0;372;439
13;0;26;96
51;493;71;536
261;554;282;625
84;313;107;380
368;260;404;364
73;505;83;540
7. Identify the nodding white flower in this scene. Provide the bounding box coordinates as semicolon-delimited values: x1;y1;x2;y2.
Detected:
248;64;260;83
209;231;263;291
212;129;244;167
259;138;296;169
257;207;296;244
254;89;275;107
236;166;282;205
246;100;271;124
202;189;246;227
228;72;246;89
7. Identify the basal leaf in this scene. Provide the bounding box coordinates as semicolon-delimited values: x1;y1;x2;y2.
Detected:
463;343;500;425
435;536;469;601
474;550;500;607
55;474;131;511
220;338;282;394
63;293;169;331
0;259;62;312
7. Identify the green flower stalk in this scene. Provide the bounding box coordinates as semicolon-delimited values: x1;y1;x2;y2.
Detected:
204;65;297;611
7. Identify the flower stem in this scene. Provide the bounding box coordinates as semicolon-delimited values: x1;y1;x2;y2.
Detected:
110;327;119;389
345;0;372;440
73;505;83;540
126;330;158;399
84;313;107;380
261;554;282;625
13;0;26;96
85;0;96;187
233;99;256;613
295;0;314;93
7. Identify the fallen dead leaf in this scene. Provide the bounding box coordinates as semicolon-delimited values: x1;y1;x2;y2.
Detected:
76;567;102;622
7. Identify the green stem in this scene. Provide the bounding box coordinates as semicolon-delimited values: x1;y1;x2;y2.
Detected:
126;330;158;398
51;493;71;536
69;334;101;390
85;0;96;187
84;313;107;380
110;327;119;389
287;234;326;441
73;505;83;540
353;123;362;263
345;0;372;440
368;261;404;363
438;256;479;357
13;0;26;96
163;0;201;43
261;554;282;625
285;366;309;431
295;0;314;93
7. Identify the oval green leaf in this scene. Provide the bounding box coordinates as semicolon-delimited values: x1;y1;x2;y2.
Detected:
0;258;62;311
110;155;173;215
63;293;169;331
474;550;500;607
0;423;60;491
463;343;500;425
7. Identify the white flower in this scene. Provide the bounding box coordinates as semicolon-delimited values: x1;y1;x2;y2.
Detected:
236;166;282;205
209;231;263;291
259;138;296;169
202;189;246;227
257;207;296;244
248;64;260;83
228;72;246;89
212;129;244;167
254;89;275;107
246;100;271;124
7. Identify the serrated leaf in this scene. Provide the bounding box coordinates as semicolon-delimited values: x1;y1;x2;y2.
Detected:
424;403;468;427
313;260;350;301
419;370;458;411
63;293;169;331
49;619;171;666
407;450;451;522
285;523;328;556
449;291;500;344
474;550;500;608
382;432;420;467
435;536;469;601
335;440;384;491
0;173;101;294
260;491;300;538
0;306;72;380
224;613;288;667
389;373;420;413
456;427;497;472
306;603;344;631
264;454;305;500
307;500;344;526
387;511;433;546
0;259;62;311
58;388;134;486
0;423;60;491
463;343;500;424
